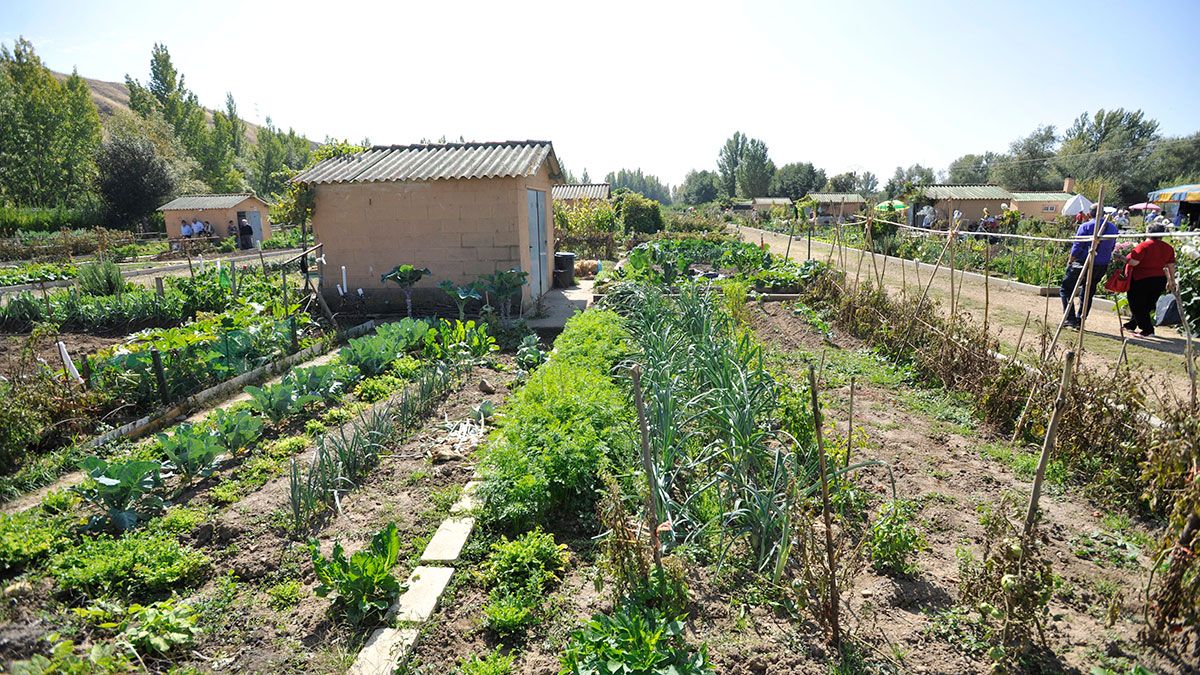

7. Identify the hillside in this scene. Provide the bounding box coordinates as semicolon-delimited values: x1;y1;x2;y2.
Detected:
51;70;265;145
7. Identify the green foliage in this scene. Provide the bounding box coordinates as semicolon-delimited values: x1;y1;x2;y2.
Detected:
425;318;497;360
118;599;199;655
548;309;629;373
76;259;125;296
0;261;77;285
156;423;223;482
605;168;672;204
9;636;136;674
485;529;568;595
389;355;424;380
354;374;405;403
676;170;719;205
482;592;541;636
616;191;665;234
266;579;303;610
559;605;713;675
516;334;546;371
341;319;430;375
381;264;431;317
459;648;516;675
869;500;926;575
284;362;359;400
146;505;209;537
50;530;209;599
75;456;164;532
478;269;528;321
245;382;320;424
735;137;774;198
0;509;64;570
209;407;264;452
438;279;483;320
309;522;403;625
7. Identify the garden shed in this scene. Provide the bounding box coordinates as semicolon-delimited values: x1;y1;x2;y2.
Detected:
552;182;611;206
750;197;794;217
1011;192;1074;222
292;140;563;313
809;193;865;223
917;184;1013;225
157;193;271;244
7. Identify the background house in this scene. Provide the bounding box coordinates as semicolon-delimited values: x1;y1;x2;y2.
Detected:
552;183;610;207
292;140;562;313
157;193;271;243
750;197;794;217
917;184;1013;224
1010;192;1074;222
808;193;865;223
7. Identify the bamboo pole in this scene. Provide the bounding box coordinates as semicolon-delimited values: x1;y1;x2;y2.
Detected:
808;365;841;650
844;377;856;470
1014;311;1031;358
984;239;991;336
630;364;664;573
1074;187;1108;361
1025;351;1075;536
948;200;957;321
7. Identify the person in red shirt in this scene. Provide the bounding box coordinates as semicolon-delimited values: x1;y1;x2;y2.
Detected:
1119;222;1176;336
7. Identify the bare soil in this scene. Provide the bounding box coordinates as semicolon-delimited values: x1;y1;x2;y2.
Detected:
0;331;125;378
406;304;1195;674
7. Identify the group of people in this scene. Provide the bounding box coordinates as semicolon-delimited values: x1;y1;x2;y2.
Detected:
1061;205;1176;337
176;217;256;250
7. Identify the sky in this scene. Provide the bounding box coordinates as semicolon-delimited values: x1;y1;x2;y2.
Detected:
3;0;1198;188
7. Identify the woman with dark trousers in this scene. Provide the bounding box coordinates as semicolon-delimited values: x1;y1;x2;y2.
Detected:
1120;221;1176;337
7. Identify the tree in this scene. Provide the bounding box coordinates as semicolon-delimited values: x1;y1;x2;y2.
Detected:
825;172;857;193
769;162;825;201
946;152;1001;184
97;115;176;226
614;191;663;234
676;170;719;205
717;132;747;198
991;125;1058;191
604;168;671;204
580;168;590;183
274;140;365;224
0;39;101;207
225;93;245;157
736;138;774;197
251;118;311;198
1146;133;1200;188
1056;109;1161;203
126;44;207;162
855;171;879;194
884;164;935;198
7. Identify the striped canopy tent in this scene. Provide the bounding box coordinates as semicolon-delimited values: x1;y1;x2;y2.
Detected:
1149;184;1200;203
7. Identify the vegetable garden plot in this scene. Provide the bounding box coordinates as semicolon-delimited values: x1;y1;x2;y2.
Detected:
0;315;516;671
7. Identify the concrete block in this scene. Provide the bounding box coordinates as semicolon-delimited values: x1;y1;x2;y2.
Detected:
390;566;454;623
450;481;481;513
347;627;418;675
420;516;475;563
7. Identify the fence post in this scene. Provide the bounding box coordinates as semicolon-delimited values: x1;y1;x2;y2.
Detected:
807;364;841;650
154;276;164;297
1024;351;1074;536
230;263;238;299
150;347;170;406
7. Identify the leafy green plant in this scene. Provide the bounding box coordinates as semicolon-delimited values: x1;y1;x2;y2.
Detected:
459;648;516;675
309;522;403;625
439;279;482;321
284;363;359;400
516;334;546;371
484;529;568;595
209;407;264;452
267;579;303;610
245;382;320;424
9;636;135;674
50;531;209;599
471;400;497;423
389;355;423;379
869;499;926;575
119;599;199;655
0;509;64;571
479;269;527;321
426;318;496;360
381;264;431;318
76;259;126;296
74;456;164;532
560;605;712;675
482;592;540;636
354;374;405;403
157;423;224;483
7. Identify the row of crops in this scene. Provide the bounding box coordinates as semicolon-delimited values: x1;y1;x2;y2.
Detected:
0;312;501;670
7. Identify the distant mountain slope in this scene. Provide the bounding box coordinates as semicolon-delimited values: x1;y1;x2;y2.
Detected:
51;70;266;145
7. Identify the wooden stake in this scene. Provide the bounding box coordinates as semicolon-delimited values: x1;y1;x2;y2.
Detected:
630;364;664;573
948;200;957;321
807;365;841;649
983;239;991;336
1024;351;1075;536
1014;311;1031;358
844;377;856;470
1166;266;1197;408
154;276;164;297
230;263;239;298
1074;186;1108;361
259;246;269;277
186;253;194;279
150;347;170;406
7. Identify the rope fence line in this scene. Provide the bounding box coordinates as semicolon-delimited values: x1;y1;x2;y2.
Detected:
845;214;1200;244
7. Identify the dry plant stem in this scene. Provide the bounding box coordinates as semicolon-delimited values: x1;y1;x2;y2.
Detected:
845;377;856;470
865;215;881;287
984;240;991;336
1165;266;1198;408
807;364;842;650
1015;311;1031;359
1114;339;1129;381
897;231;954;353
1024;350;1075;536
629;364;664;573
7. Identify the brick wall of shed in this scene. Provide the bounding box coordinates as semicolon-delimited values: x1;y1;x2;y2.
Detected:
1014;200;1066;222
311;177;527;313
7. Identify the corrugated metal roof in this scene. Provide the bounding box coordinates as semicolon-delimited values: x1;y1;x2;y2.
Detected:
921;184;1013;200
292;141;561;185
1010;192;1074;202
752;197;793;206
157;193;263;211
553;183;611;201
808;192;865;203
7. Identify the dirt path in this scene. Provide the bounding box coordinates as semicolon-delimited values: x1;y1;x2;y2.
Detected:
737;225;1193;400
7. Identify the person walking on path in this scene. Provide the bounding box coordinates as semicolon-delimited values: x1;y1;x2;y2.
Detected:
1061;206;1119;328
1119;221;1176;337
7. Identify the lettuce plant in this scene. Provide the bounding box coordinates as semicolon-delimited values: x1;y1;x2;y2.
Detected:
309;522;403;625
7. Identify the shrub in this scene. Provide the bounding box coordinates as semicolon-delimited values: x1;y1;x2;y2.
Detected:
309;522;403;625
50;531;209;599
76;259;125;296
559;605;712;674
617;192;665;235
74;457;164;532
0;510;64;571
869;500;926;576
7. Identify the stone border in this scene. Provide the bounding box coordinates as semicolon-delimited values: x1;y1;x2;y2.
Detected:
347;481;481;674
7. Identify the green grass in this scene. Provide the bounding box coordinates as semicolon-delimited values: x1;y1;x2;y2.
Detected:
979;442;1066;487
899;389;977;435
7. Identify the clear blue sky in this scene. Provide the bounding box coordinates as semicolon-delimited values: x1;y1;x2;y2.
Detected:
3;0;1196;186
